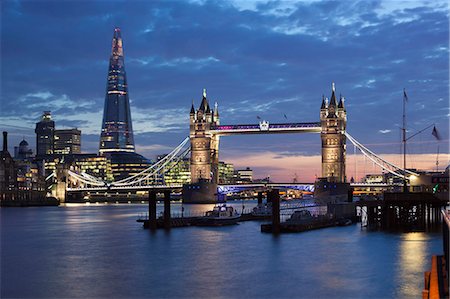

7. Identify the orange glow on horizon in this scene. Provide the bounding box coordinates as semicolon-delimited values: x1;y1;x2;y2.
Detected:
223;152;450;182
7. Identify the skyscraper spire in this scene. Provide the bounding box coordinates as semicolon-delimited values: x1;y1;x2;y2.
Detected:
99;27;135;154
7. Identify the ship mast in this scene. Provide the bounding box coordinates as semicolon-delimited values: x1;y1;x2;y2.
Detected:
402;89;407;193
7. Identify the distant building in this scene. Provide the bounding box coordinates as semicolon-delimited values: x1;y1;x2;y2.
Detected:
218;162;234;184
35;111;55;156
99;27;134;154
363;174;384;184
0;132;17;201
157;155;234;185
160;157;191;185
54;129;81;154
13;137;46;200
97;28;151;180
45;154;113;185
106;152;151;181
14;139;33;160
235;167;253;183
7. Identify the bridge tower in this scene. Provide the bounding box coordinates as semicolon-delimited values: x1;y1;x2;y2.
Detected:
320;83;347;183
183;89;220;203
189;89;220;184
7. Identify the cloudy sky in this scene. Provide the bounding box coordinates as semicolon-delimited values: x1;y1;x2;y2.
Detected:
1;0;448;181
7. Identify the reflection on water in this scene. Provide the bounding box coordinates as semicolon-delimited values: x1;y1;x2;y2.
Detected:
1;203;442;299
396;232;435;298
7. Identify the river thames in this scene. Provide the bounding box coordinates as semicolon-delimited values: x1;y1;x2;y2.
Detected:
1;202;442;298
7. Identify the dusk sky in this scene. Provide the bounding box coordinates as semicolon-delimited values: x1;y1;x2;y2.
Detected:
1;0;448;181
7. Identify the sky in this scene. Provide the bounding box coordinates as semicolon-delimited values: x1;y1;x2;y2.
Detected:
1;0;449;182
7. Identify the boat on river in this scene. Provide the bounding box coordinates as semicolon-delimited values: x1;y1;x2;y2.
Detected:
252;202;272;217
196;204;240;226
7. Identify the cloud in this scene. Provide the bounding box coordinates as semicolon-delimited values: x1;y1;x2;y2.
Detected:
1;0;448;161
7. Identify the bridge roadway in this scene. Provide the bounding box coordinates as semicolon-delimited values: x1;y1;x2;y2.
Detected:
210;122;321;136
66;182;398;193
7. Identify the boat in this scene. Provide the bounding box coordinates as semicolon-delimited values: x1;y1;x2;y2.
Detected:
336;218;352;226
196;204;240;226
251;202;272;217
285;210;330;224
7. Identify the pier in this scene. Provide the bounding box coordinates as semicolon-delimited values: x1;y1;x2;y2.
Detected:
357;192;447;231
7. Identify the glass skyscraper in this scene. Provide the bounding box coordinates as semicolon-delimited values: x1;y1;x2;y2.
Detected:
99;27;135;154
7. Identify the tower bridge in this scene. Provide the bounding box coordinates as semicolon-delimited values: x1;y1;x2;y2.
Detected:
184;84;347;203
64;83;416;203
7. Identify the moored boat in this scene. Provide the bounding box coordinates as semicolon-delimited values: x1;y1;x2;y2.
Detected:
251;202;272;217
196;204;240;226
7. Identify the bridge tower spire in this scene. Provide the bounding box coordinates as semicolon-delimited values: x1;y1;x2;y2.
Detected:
184;89;220;203
189;89;220;184
320;83;347;183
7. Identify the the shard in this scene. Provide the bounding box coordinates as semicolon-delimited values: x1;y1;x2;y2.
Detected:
99;27;135;154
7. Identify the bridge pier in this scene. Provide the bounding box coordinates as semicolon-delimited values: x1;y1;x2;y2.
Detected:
148;191;157;230
182;181;217;204
269;189;280;234
164;190;171;229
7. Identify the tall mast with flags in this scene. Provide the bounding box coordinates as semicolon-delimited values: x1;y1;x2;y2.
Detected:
402;89;408;192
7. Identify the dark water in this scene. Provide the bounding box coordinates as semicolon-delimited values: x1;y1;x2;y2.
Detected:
1;202;442;299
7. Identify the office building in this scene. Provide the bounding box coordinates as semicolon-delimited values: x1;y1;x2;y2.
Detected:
35;111;55;156
54;129;81;154
99;27;134;154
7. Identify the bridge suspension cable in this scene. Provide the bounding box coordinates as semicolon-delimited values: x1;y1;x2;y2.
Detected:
67;137;191;188
111;137;190;186
345;132;419;179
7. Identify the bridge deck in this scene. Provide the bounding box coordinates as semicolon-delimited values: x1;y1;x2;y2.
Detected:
210;122;321;135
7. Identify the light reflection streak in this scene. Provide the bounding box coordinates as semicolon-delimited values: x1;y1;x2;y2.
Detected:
397;233;429;297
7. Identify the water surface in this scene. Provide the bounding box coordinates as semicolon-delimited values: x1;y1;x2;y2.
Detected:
1;203;442;298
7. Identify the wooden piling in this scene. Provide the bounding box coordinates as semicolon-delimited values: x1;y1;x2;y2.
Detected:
269;189;280;234
148;191;157;230
257;192;263;205
164;190;171;229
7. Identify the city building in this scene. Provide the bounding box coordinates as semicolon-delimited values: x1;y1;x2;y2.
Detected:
235;167;253;183
45;154;113;186
99;27;134;154
363;174;384;184
54;129;81;154
14;139;33;160
160;157;191;185
106;152;151;181
0;132;17;201
35;111;55;157
218;162;234;184
97;27;151;180
13;138;46;201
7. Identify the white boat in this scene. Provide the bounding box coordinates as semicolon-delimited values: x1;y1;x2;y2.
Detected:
197;204;240;226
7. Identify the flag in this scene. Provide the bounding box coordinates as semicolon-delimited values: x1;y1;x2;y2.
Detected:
403;89;408;102
432;125;441;140
256;116;261;120
284;114;288;119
